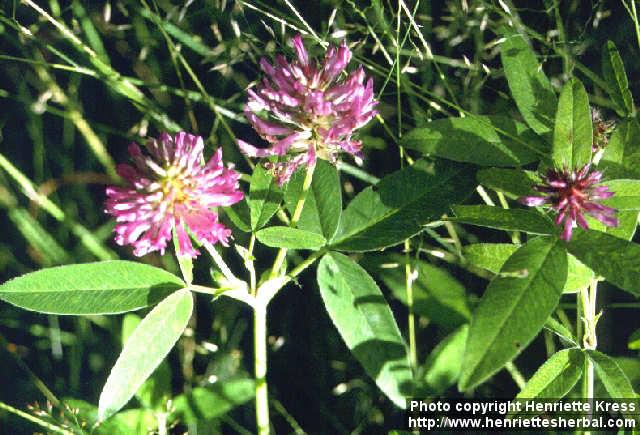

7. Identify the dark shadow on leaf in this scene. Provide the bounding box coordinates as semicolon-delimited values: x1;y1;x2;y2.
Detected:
353;294;387;306
146;283;183;306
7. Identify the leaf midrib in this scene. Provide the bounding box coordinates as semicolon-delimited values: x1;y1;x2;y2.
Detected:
100;290;191;416
0;285;177;293
252;176;279;230
466;239;559;385
328;255;403;345
331;167;464;246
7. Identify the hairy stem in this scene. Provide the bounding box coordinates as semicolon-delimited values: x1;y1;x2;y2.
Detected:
254;302;269;434
205;243;238;283
580;279;598;433
270;161;316;278
248;233;257;296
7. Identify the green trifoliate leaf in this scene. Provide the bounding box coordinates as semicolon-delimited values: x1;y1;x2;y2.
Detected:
0;261;184;315
459;237;568;391
98;289;193;420
552;78;593;169
256;226;326;250
602;40;634;117
317;252;413;408
500;29;557;136
401;116;544;166
284;159;342;239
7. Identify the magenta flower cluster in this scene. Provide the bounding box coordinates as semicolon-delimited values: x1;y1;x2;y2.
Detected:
105;132;243;258
239;34;377;184
105;35;376;258
519;165;618;240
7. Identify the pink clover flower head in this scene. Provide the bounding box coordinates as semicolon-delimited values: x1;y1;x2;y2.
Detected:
239;34;378;185
519;164;618;241
105;132;244;258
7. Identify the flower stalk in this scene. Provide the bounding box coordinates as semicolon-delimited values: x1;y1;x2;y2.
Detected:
254;301;269;435
580;278;599;430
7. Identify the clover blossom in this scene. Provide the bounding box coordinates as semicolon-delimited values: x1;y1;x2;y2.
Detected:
519;165;618;241
239;34;378;184
105;132;243;258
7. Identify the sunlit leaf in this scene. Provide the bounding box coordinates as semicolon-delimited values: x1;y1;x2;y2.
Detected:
99;289;193;420
459;237;567;390
317;252;413;408
331;160;475;251
0;261;184;315
552;78;592;169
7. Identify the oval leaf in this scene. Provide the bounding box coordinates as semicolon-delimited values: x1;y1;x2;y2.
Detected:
587;350;637;400
0;261;184;315
331;160;476;251
515;349;584;400
463;243;520;274
601;180;640;210
249;165;283;230
477;168;539;199
171;379;255;424
459;237;568;390
285;159;342;239
423;325;469;394
500;30;557;135
601;119;640;179
602;41;634;117
452;205;555;235
255;226;326;250
464;243;591;294
98;289;193;420
317;252;413;408
567;229;640;296
552;78;593;169
363;254;471;329
401;116;542;166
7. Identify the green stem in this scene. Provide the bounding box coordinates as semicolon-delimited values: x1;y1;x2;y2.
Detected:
580;279;598;433
552;0;570;76
627;0;640;52
205;243;238;283
254;302;269;435
248;233;257;296
157;412;168;435
0;401;70;435
404;240;417;370
252;159;319;433
270;161;316;278
505;362;526;390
